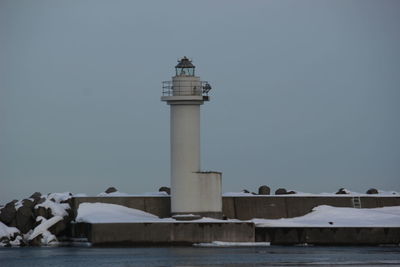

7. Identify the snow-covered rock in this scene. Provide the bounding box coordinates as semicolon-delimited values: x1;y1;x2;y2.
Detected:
0;222;22;247
28;216;63;246
47;192;72;203
0;192;73;246
35;199;69;217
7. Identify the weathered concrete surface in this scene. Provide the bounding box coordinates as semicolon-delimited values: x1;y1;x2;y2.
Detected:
223;196;400;220
72;222;254;245
255;227;400;245
71;196;400;220
223;197;288;220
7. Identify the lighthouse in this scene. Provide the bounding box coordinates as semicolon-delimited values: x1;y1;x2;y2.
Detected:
161;57;222;219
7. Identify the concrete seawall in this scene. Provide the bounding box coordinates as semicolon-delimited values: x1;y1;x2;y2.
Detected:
223;196;400;219
71;222;254;246
255;227;400;245
69;196;400;246
71;196;400;220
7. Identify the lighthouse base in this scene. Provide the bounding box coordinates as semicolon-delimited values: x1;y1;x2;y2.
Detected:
171;171;223;219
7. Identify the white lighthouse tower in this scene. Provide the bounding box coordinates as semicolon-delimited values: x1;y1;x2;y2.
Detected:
161;57;222;219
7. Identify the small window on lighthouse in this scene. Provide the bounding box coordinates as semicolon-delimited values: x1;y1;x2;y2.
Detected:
175;57;195;76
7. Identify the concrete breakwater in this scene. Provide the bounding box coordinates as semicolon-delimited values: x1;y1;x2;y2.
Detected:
256;227;400;245
68;195;400;246
70;223;400;246
71;195;400;220
71;222;255;246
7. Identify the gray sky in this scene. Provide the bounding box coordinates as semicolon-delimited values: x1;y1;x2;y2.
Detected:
1;0;399;204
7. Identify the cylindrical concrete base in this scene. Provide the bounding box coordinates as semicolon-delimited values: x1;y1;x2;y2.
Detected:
170;103;201;214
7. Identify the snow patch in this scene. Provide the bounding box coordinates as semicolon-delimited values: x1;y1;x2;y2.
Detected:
0;222;19;239
76;202;174;223
73;193;88;197
378;190;399;196
75;203;235;223
143;191;169;196
194;241;271;247
223;192;254;197
96;191;169;197
35;199;69;217
253;205;400;227
14;200;24;210
29;216;63;244
9;235;23;246
47;192;72;203
97;191;131;197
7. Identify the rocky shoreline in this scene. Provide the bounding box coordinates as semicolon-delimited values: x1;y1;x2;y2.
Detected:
0;192;73;246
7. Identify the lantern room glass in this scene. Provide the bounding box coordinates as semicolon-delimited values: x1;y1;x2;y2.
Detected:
176;67;195;76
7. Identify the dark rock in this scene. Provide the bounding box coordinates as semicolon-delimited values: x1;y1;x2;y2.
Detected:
287;190;297;194
22;199;34;209
9;218;17;228
336;188;349;195
29;192;42;200
34;206;52;220
105;187;117;194
258;185;271;195
275;188;287;195
15;205;35;234
29;235;42;246
60;198;73;221
366;188;378;194
30;193;45;206
36;197;45;205
49;218;67;236
242;189;250;194
0;200;18;225
159;186;171;195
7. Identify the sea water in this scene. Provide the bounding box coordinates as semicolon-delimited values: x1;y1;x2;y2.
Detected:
1;246;400;266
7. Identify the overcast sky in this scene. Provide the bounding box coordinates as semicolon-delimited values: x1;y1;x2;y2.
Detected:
1;0;399;204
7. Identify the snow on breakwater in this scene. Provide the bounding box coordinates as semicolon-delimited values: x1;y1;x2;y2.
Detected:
76;203;226;223
253;205;400;227
194;241;271;247
76;202;400;227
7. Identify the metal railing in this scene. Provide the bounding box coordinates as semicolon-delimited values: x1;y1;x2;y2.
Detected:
162;81;211;97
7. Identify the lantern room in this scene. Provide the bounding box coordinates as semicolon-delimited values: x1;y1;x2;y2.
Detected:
175;56;195;76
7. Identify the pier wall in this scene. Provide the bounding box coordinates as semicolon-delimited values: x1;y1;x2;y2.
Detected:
71;196;400;220
255;227;400;245
72;222;254;245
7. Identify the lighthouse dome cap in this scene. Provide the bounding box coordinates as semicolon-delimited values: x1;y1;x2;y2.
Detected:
175;56;195;68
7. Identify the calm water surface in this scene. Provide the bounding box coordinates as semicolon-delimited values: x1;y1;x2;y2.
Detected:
1;246;400;267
